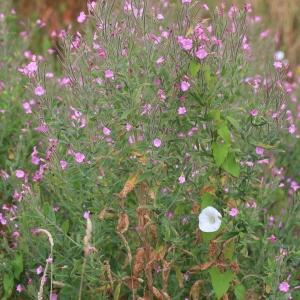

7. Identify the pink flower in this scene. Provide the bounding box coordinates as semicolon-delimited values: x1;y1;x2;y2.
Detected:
77;11;86;23
180;80;190;92
34;86;45;96
153;138;162;148
267;234;277;243
22;102;32;114
177;36;193;51
289;124;296;134
128;135;135;144
255;147;264;156
105;69;114;79
0;213;7;225
203;4;209;10
195;47;208;60
98;47;106;58
182;0;192;3
31;146;40;165
50;293;58;300
35;122;48;133
250;109;258;117
229;207;239;217
103;127;111;136
16;284;24;293
177;106;187;115
36;265;43;275
278;281;290;293
178;174;186;184
74;152;85;163
156;56;165;65
83;211;90;219
156;13;164;20
15;170;25;179
87;1;97;11
125;123;133;131
60;160;68;170
273;61;282;69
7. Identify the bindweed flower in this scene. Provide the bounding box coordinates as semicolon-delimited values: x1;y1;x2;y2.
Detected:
198;206;222;232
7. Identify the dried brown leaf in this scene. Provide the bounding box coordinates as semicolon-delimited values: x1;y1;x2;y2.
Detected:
162;260;171;290
133;248;145;277
116;212;129;234
190;280;204;300
98;208;115;220
122;276;141;290
189;261;215;274
191;202;201;214
200;185;216;196
118;173;139;199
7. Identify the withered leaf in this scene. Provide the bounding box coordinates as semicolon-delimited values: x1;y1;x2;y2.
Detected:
133;248;145;277
118;173;139;199
116;212;129;234
190;280;204;300
189;260;215;274
200;185;216;196
122;276;141;290
98;208;115;220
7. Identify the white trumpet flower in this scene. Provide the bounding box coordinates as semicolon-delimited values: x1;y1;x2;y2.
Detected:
198;206;222;232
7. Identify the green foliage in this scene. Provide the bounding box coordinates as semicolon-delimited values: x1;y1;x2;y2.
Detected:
0;1;300;299
209;267;235;299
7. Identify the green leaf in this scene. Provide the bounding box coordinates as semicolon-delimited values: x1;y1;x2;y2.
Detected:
3;273;14;297
217;124;231;144
207;110;221;121
222;153;240;177
162;218;171;240
209;267;235;299
223;240;235;260
201;193;214;209
61;220;70;234
212;142;229;167
234;284;246;300
189;60;201;77
202;231;219;243
113;282;122;300
226;116;239;131
11;254;23;280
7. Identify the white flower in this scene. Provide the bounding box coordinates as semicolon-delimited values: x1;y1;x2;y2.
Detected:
274;51;285;61
198;206;222;232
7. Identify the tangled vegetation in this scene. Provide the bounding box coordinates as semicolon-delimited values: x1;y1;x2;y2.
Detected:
0;1;300;299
